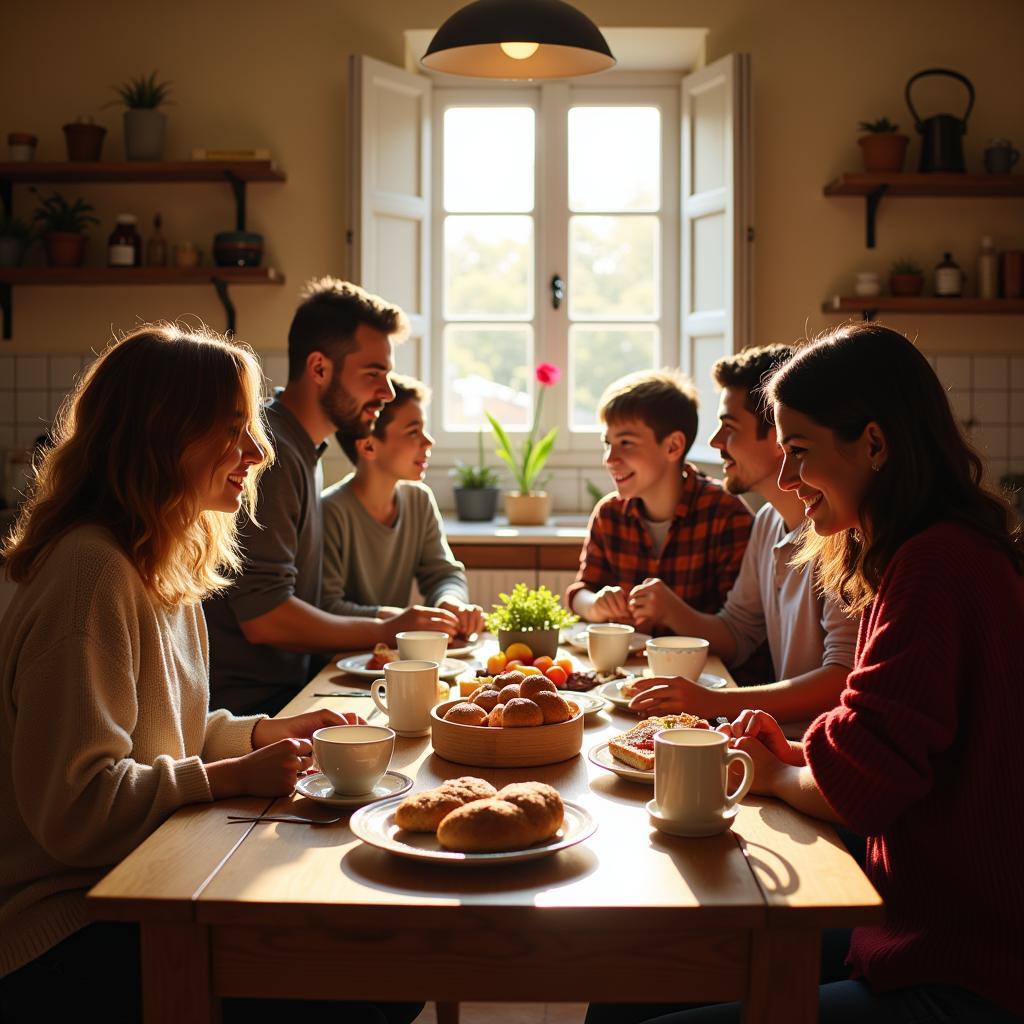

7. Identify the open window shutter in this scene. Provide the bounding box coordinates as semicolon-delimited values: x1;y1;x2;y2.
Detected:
348;56;431;378
680;53;752;464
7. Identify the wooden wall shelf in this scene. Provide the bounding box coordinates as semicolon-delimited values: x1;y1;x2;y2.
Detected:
0;160;285;184
0;267;284;286
822;296;1024;318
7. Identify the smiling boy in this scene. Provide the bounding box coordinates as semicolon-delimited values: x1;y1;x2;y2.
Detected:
567;369;752;631
322;376;484;639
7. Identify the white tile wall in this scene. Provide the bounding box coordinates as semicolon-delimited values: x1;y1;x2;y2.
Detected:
3;350;1023;510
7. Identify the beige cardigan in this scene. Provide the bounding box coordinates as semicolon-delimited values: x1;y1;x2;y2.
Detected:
0;525;263;976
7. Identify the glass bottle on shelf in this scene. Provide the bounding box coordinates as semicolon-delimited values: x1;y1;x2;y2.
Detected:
108;215;141;268
934;252;963;298
976;237;998;300
146;213;168;267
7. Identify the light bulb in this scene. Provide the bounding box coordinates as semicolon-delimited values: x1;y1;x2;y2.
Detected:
500;41;540;60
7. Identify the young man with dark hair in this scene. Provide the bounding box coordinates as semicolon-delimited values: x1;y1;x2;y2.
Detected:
322;375;484;638
205;278;459;715
567;369;752;630
628;345;859;724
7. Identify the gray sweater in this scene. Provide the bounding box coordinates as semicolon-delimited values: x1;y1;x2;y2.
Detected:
321;478;468;615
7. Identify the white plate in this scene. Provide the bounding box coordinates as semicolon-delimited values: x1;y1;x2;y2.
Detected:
697;672;728;690
646;798;737;837
587;740;654;784
350;796;597;865
446;639;480;658
336;654;466;682
567;690;610;716
562;624;651;654
295;770;413;807
598;678;639;708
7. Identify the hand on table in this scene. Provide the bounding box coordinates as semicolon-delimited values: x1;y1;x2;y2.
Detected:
252;709;364;749
437;599;485;640
628;674;707;717
716;710;804;796
589;586;634;624
383;604;460;641
628;577;685;632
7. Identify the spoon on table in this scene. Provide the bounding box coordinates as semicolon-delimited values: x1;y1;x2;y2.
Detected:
226;813;343;826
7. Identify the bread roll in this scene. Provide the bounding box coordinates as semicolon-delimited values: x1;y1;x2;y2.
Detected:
532;689;572;724
443;702;488;727
501;697;544;728
494;670;525;687
395;777;498;832
486;703;505;728
520;676;558;700
471;689;501;713
468;683;497;701
436;781;564;852
497;683;522;705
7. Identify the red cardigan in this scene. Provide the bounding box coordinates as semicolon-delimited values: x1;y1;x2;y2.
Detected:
804;521;1024;1013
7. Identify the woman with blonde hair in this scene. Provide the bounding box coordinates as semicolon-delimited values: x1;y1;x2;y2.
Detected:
0;325;413;1023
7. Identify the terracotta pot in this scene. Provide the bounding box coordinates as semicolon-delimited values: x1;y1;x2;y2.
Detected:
505;491;550;526
44;231;87;267
889;273;924;297
497;627;560;660
62;122;106;162
858;133;909;174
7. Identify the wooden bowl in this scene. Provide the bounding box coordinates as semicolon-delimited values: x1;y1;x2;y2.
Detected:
430;698;583;768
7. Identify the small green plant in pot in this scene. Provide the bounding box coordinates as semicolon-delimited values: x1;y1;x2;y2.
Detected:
889;257;924;296
0;213;36;267
451;430;501;522
858;116;909;174
485;583;578;660
110;71;173;161
31;190;98;267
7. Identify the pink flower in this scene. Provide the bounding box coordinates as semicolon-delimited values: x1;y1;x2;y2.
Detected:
535;363;561;387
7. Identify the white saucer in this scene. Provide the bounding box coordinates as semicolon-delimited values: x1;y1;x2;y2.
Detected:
446;639;480;658
598;677;639;708
295;770;413;807
645;798;737;837
336;655;466;681
698;672;728;690
569;690;611;716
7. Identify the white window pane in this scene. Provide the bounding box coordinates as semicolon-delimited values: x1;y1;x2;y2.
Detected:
692;212;725;313
444;107;535;212
568;107;660;212
445;216;533;319
570;325;658;429
569;215;659;319
443;324;533;432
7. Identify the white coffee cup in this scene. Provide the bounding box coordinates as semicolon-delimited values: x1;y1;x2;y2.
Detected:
646;636;709;679
650;728;754;836
396;630;449;663
312;724;395;796
371;659;440;737
587;623;635;672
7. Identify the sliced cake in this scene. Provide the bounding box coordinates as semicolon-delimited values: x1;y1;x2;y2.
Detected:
608;713;710;771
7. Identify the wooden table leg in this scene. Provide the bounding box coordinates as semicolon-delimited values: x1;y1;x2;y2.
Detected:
436;1002;460;1024
141;923;220;1024
743;928;820;1024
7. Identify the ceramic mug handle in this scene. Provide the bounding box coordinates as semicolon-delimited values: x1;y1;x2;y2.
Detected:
370;679;388;717
724;748;755;809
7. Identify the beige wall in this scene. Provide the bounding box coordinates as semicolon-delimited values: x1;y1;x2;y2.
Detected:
2;0;1022;355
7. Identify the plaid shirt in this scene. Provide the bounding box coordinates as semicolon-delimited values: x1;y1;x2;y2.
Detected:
566;465;753;626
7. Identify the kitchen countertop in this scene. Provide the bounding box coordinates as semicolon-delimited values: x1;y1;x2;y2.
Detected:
441;515;588;545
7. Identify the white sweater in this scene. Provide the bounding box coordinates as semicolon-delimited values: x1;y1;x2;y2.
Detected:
0;525;262;976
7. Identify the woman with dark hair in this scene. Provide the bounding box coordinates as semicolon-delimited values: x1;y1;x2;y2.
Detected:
637;323;1023;1023
0;325;417;1023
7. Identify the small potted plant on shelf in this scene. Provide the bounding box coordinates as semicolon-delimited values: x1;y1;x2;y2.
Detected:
62;116;106;162
450;430;501;522
0;213;35;267
485;583;577;660
486;362;561;526
858;117;909;174
110;71;173;161
889;258;925;296
31;190;99;267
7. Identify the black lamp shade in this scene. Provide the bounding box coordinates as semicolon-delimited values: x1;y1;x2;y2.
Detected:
422;0;616;79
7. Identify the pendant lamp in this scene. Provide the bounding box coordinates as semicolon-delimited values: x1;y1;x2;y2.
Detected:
421;0;616;80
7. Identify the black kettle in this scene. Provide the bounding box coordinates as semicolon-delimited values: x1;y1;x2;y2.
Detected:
905;68;975;173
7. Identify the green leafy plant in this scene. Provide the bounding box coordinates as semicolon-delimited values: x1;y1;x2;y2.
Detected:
451;430;500;489
486;363;561;494
890;258;922;275
859;117;900;133
109;71;173;110
584;479;605;509
31;190;99;235
485;583;578;633
0;213;36;243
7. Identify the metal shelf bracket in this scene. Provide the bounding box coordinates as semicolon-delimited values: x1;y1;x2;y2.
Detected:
211;276;236;335
865;185;888;248
224;171;247;232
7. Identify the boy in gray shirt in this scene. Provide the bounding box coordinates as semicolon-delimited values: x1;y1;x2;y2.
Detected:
323;376;484;639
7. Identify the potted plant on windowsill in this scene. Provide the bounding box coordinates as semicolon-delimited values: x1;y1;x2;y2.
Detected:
110;71;173;161
31;190;99;267
486;363;561;526
485;583;577;660
858;117;909;174
451;430;501;521
889;258;925;296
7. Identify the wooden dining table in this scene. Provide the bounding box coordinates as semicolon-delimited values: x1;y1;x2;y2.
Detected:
88;640;882;1024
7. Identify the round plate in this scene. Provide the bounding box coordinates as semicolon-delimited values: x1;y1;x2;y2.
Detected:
570;690;611;716
350;796;597;865
336;655;467;682
561;624;651;654
587;740;654;784
698;672;728;690
597;678;638;708
446;639;480;658
295;770;413;807
646;798;737;837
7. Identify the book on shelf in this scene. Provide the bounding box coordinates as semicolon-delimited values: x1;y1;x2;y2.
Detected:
191;148;271;161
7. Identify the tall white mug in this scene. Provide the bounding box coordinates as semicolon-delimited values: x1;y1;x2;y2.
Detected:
371;660;440;737
587;623;635;671
650;728;754;837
